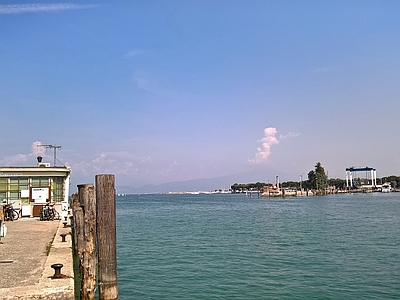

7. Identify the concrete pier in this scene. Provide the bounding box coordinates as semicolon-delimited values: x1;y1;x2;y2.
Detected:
0;218;74;299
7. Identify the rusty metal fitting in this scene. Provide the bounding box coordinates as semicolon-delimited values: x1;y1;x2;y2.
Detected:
51;263;64;278
60;233;67;242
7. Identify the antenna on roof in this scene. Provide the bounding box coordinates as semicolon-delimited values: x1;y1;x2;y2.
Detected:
38;144;62;166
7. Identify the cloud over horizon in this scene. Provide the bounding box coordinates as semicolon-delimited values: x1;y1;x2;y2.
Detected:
0;141;46;166
249;127;280;164
0;3;99;14
123;49;151;59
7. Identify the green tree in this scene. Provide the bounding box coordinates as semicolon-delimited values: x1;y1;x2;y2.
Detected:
328;178;346;189
308;170;316;189
308;162;328;195
281;181;300;189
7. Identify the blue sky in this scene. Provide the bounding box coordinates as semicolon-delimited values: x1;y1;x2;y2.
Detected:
1;1;400;189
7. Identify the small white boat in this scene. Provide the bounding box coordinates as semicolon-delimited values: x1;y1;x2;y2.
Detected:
381;183;391;193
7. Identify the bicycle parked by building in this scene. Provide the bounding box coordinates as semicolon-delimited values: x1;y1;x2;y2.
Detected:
39;202;60;221
3;202;19;221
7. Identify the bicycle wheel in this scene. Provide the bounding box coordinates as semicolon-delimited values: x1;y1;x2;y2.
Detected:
5;212;12;221
12;210;19;220
48;210;54;221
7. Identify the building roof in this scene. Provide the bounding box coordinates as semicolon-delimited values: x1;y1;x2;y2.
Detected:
0;165;71;177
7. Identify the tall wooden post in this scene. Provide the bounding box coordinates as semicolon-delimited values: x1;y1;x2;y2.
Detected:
78;184;97;300
96;174;118;300
71;192;83;299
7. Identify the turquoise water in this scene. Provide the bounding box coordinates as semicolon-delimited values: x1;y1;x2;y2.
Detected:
116;193;400;299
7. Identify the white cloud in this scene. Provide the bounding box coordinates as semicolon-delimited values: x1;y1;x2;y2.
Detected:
249;127;279;164
31;141;46;157
0;3;99;15
166;160;180;173
132;69;183;97
279;132;300;140
248;128;300;164
0;154;28;165
123;49;150;59
69;151;151;179
133;70;151;91
132;70;167;96
310;66;337;73
0;141;48;166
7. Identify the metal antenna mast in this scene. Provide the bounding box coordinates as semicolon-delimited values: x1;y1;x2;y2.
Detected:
40;144;62;166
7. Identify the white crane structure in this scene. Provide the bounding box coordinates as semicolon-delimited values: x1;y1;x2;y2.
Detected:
345;166;377;189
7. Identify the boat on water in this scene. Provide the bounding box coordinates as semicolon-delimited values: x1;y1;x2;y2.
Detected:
381;183;391;193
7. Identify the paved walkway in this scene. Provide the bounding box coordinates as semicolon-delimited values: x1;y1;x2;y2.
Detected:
0;218;74;299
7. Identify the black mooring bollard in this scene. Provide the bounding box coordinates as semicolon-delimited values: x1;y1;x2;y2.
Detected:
60;233;67;242
51;263;64;278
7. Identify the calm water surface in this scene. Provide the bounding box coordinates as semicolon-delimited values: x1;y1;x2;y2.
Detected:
116;193;400;299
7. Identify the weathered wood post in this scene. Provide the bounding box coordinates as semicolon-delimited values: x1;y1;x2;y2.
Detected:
78;184;97;300
96;174;118;300
71;192;83;299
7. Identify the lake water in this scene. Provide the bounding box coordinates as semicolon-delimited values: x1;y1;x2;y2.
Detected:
116;193;400;299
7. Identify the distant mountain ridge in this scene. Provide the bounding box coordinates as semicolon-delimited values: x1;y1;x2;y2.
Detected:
117;177;231;194
116;169;297;194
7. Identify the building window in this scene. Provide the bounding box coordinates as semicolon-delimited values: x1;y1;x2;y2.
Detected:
0;175;66;204
19;178;28;189
31;177;50;187
40;178;50;186
0;178;7;202
52;177;64;202
19;178;29;203
31;178;40;187
0;192;6;203
10;178;19;192
10;191;19;201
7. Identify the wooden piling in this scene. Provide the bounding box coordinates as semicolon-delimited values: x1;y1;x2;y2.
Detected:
78;184;97;300
96;174;118;300
71;192;83;299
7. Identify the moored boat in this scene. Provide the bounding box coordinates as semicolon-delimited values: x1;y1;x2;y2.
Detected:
381;183;391;193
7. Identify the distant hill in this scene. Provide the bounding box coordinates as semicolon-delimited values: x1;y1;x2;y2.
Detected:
117;177;232;194
116;169;297;194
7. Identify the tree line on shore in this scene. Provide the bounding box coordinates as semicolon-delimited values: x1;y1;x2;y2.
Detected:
231;162;400;195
